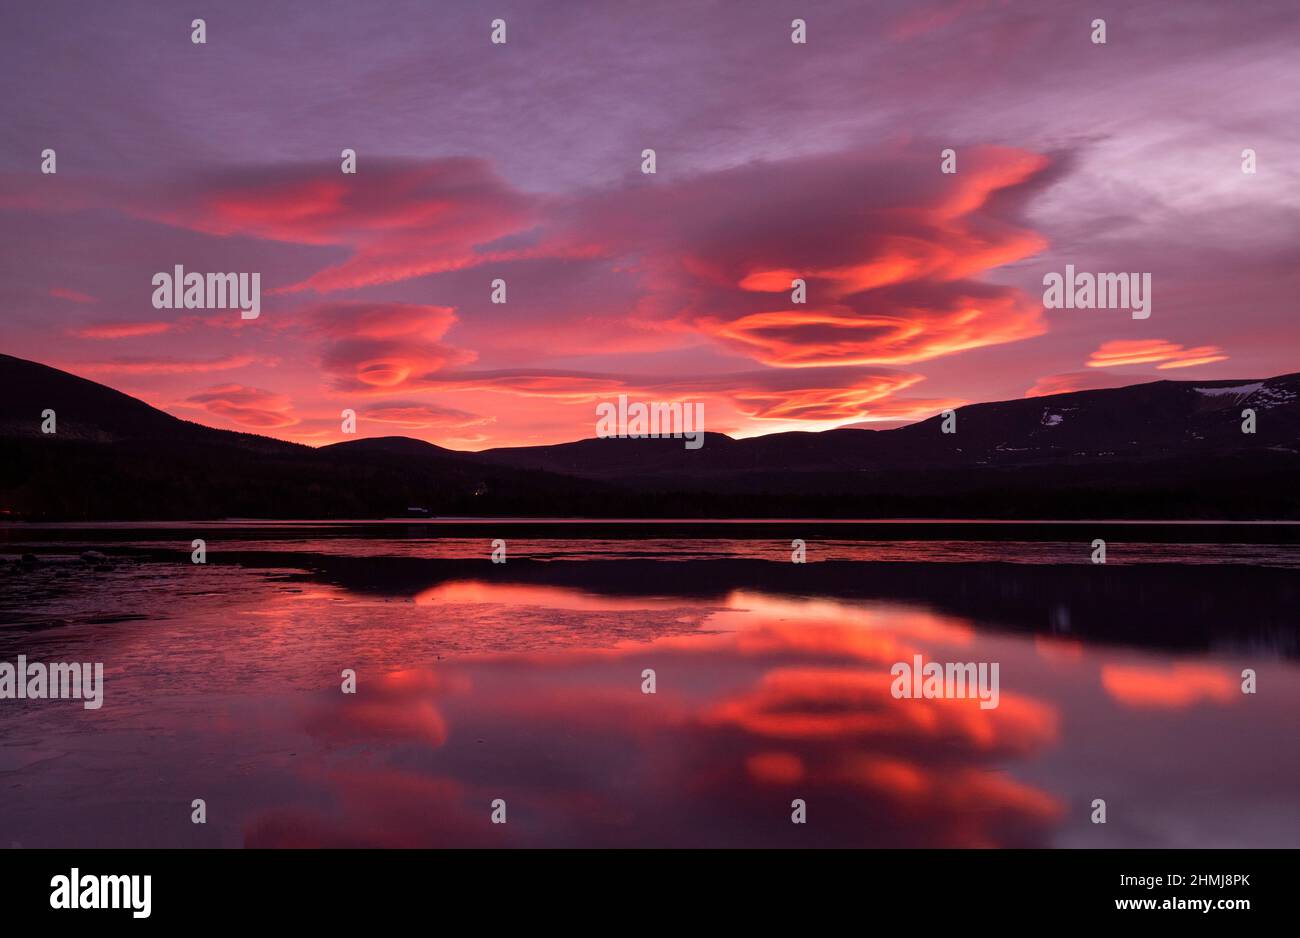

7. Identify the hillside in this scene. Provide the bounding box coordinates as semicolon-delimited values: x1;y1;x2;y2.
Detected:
1;353;1298;519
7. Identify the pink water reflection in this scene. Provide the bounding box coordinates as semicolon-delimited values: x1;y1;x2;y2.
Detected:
2;565;1296;848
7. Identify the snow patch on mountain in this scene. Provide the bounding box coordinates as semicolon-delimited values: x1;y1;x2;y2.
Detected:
1194;382;1263;398
1248;385;1298;409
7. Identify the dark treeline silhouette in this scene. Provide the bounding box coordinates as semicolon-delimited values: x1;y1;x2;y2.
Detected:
2;353;1298;520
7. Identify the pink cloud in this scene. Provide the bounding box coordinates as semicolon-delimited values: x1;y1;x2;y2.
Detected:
49;287;96;304
166;159;538;294
2;144;1069;444
367;365;946;429
544;145;1052;368
72;354;260;376
1087;339;1228;370
184;384;299;429
70;321;173;340
322;340;476;391
307;303;458;340
288;302;479;391
1025;371;1159;398
361;402;493;431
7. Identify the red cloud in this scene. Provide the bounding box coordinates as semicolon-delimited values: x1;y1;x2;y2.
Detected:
83;145;1046;375
170;158;537;293
70;321;172;339
383;369;625;401
549;144;1051;368
362;402;492;430
665;368;934;422
308;303;458;340
1087;339;1228;370
322;339;476;391
6;144;1060;441
184;384;299;429
730;382;932;423
73;354;259;376
300;302;477;391
374;365;941;426
0;160;538;295
698;286;1039;368
1025;371;1159;398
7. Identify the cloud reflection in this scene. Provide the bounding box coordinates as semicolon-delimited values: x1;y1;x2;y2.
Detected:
246;584;1062;846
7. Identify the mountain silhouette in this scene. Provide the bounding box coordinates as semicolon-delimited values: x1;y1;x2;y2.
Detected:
2;353;1298;520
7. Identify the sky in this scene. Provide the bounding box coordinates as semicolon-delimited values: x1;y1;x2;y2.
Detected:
1;0;1297;449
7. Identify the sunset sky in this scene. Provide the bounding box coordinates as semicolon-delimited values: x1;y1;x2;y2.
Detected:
2;0;1297;449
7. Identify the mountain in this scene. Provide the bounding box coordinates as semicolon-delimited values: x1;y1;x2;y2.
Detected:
1;352;1298;519
474;377;1300;480
0;354;600;520
0;352;280;446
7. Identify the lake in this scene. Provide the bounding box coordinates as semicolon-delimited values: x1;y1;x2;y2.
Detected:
1;521;1297;848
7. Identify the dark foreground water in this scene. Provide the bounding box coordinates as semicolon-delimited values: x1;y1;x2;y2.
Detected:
1;521;1298;848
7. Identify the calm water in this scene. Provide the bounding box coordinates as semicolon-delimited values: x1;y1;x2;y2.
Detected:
1;522;1298;848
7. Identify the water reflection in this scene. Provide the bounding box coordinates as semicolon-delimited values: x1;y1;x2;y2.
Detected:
0;537;1297;848
1099;663;1238;710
